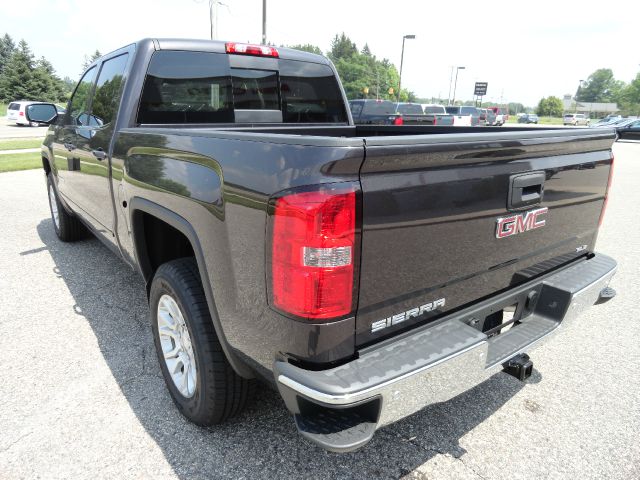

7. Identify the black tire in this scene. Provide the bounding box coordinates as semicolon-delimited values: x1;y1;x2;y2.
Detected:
47;173;85;242
150;258;253;425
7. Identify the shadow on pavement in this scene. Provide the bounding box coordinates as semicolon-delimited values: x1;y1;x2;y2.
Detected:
36;218;531;479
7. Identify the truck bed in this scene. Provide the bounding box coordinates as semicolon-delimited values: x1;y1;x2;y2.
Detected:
116;124;614;355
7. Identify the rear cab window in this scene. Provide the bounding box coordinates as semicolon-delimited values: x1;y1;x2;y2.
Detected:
396;104;423;115
137;51;348;124
445;106;460;115
361;101;396;115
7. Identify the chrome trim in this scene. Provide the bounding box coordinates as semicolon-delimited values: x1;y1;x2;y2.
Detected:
276;254;617;427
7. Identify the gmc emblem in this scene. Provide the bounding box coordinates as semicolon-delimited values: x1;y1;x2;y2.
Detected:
496;207;548;239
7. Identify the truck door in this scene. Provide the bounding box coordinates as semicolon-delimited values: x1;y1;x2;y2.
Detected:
52;66;97;203
72;53;130;235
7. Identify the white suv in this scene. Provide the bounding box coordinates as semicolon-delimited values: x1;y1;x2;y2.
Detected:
563;113;590;126
6;100;37;126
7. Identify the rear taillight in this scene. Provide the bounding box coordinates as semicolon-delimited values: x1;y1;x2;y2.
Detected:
19;111;24;116
393;116;403;126
225;42;279;57
599;155;614;226
270;184;358;320
433;117;438;126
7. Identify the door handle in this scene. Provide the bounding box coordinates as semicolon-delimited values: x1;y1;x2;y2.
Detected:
92;149;107;161
508;172;546;210
64;142;76;151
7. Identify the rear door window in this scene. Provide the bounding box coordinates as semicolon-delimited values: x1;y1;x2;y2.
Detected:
90;53;129;126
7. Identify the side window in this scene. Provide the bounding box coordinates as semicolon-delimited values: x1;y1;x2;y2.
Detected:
350;102;362;118
91;54;129;127
68;66;97;126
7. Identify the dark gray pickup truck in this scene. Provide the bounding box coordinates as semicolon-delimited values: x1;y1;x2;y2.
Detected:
28;38;617;453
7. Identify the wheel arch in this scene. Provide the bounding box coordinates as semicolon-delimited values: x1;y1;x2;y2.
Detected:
129;197;254;378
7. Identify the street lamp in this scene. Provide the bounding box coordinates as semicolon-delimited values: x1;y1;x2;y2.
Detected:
397;34;415;103
451;66;465;106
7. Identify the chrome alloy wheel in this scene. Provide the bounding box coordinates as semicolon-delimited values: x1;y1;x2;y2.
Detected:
48;184;60;230
157;294;197;398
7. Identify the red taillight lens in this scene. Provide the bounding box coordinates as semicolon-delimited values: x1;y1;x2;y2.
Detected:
225;42;279;57
393;116;403;125
433;117;438;126
599;155;614;226
19;111;24;116
271;185;357;320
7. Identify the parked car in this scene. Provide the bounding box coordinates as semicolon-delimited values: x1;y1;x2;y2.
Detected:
28;38;617;453
615;119;640;140
563;113;590;126
445;105;480;126
349;99;402;125
518;113;539;124
488;107;508;126
6;100;37;126
395;102;454;126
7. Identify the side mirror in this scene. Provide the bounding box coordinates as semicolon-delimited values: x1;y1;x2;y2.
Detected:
25;103;58;125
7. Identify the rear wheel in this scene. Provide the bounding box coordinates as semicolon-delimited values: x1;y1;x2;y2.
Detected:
47;173;85;242
150;258;253;425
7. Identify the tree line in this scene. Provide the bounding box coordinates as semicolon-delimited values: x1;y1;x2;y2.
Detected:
0;33;101;104
537;68;640;117
290;33;415;102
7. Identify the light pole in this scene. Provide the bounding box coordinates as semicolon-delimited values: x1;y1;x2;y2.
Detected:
451;66;465;106
397;34;415;103
262;0;267;44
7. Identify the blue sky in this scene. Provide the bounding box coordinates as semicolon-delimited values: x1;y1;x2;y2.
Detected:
1;0;637;106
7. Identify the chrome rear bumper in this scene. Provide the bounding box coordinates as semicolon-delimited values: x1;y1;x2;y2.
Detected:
275;254;617;452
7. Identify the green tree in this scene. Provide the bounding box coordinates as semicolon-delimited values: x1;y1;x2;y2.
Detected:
0;39;35;102
536;96;563;116
577;69;624;103
325;33;414;101
327;33;357;62
287;44;323;55
0;33;16;76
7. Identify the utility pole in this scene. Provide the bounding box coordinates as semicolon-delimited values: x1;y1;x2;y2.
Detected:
262;0;267;44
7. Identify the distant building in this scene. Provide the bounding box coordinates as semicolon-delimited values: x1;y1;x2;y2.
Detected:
562;95;618;117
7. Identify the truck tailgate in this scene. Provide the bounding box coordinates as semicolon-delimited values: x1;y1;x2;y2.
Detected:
355;129;614;345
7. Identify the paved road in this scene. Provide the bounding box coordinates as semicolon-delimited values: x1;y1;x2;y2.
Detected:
0;142;638;479
0;116;47;139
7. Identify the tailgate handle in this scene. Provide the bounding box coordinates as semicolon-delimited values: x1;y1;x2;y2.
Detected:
509;172;545;209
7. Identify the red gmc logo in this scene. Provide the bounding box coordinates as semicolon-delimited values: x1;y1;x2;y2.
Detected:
496;207;548;239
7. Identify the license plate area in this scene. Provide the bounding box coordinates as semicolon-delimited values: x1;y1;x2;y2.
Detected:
463;285;543;337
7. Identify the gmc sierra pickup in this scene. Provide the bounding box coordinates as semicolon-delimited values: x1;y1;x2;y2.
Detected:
28;38;617;453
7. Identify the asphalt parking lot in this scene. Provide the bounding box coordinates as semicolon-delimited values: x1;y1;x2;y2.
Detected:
0;141;638;480
0;116;48;139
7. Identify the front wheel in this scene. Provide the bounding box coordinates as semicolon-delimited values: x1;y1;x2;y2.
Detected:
150;258;253;425
47;173;85;241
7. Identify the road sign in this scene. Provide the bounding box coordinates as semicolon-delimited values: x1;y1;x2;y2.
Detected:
474;82;488;96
